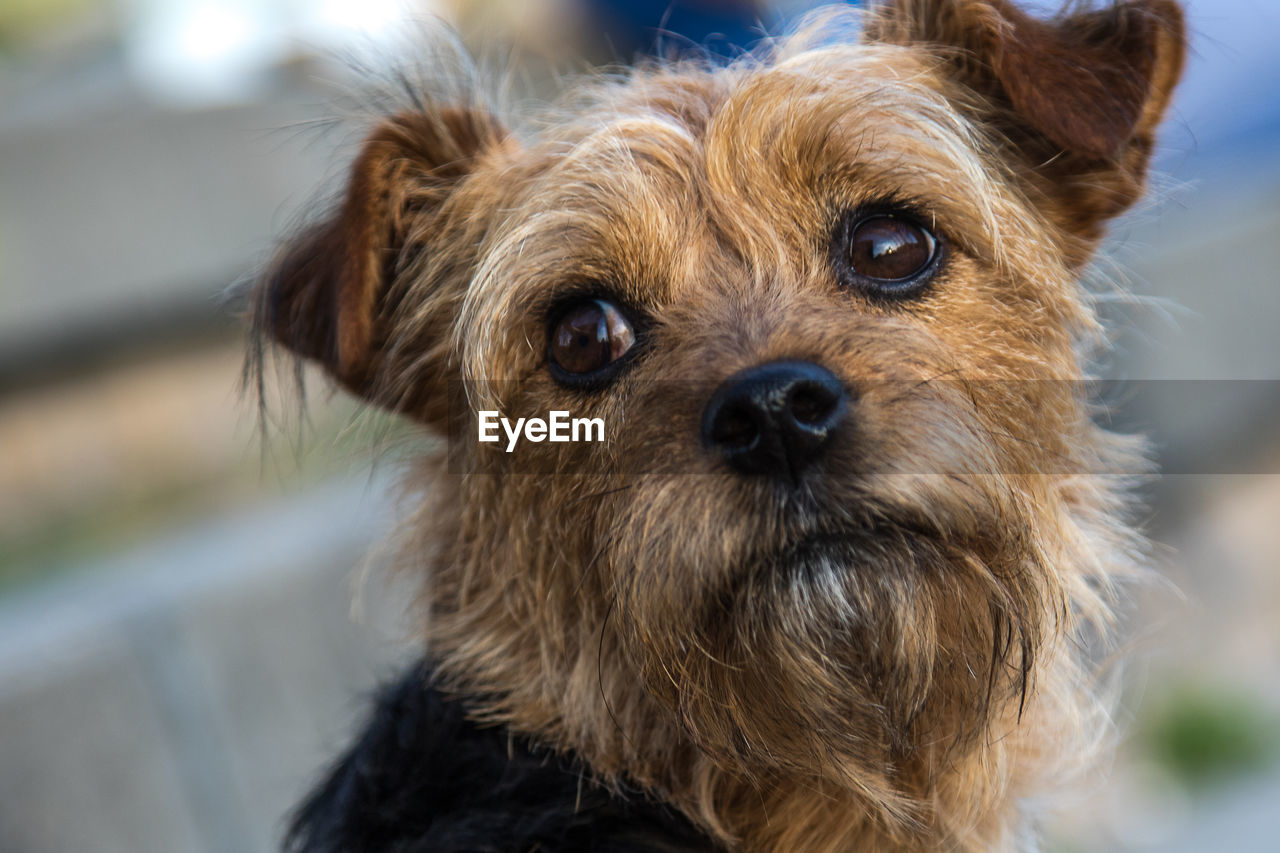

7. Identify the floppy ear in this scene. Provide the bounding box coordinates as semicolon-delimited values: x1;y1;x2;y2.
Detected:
260;106;506;409
867;0;1186;258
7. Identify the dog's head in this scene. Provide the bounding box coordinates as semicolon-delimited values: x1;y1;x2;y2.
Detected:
257;0;1183;843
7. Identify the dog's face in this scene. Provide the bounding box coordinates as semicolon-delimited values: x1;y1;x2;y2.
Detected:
446;47;1086;792
259;0;1184;843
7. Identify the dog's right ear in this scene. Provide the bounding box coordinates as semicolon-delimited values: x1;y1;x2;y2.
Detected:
260;106;506;410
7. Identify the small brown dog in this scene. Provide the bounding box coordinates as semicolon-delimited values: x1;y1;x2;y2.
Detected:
256;1;1186;850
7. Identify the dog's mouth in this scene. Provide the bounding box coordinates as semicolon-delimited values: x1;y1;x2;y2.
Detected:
775;530;862;566
735;496;954;586
750;521;913;584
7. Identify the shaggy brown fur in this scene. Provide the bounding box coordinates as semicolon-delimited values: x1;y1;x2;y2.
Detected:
254;1;1186;850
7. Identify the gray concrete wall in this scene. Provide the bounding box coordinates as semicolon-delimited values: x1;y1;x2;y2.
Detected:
0;477;414;853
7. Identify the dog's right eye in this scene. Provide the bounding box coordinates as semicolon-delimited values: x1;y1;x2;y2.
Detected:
548;298;637;385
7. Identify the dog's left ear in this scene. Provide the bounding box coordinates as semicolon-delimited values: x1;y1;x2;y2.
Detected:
259;106;507;414
867;0;1186;258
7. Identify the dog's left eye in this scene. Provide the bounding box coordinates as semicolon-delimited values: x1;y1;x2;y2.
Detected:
835;213;941;297
548;298;637;383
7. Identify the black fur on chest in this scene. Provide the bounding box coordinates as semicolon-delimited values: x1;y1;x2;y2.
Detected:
286;662;716;852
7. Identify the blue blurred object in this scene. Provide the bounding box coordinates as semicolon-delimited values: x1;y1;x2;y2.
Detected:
586;0;771;58
584;0;859;59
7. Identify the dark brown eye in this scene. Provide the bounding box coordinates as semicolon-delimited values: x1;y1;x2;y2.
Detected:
549;298;637;382
839;214;940;295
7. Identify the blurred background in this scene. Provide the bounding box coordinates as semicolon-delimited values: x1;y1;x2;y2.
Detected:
0;1;1277;851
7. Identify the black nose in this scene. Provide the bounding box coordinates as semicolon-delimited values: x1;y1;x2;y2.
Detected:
702;360;848;483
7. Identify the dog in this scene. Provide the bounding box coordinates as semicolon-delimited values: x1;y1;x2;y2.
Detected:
254;1;1186;849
